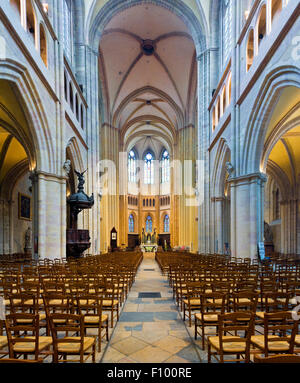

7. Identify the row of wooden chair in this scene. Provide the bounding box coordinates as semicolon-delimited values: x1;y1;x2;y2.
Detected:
0;251;143;362
156;251;300;363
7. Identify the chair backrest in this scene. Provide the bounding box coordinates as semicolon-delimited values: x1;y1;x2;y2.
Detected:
232;291;259;313
68;282;89;295
20;282;40;296
200;292;226;315
42;292;72;317
212;281;232;295
9;292;39;315
235;280;257;293
186;282;206;300
73;293;104;317
42;281;66;294
263;291;290;312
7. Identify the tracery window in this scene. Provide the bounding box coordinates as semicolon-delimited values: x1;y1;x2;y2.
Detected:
129;214;134;233
161;150;170;183
222;0;232;65
63;0;72;61
128;150;137;183
144;152;154;185
145;215;152;233
164;215;170;233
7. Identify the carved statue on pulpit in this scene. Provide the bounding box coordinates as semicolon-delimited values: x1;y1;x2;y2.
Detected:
75;169;87;191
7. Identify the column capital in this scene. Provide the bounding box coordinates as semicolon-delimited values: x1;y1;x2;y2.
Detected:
35;170;68;183
196;47;218;61
211;196;225;202
228;172;268;186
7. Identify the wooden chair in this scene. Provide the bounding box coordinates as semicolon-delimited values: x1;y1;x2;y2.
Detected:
253;354;300;363
42;281;66;295
5;313;52;361
173;271;187;309
183;282;205;327
251;311;298;357
195;292;227;350
72;293;109;352
102;283;119;328
0;319;8;358
207;312;255;363
48;313;96;363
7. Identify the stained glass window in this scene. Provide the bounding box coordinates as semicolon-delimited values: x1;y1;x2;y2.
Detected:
161;150;170;183
222;0;232;65
145;215;152;232
164;215;170;232
129;214;134;233
128;150;137;183
63;0;72;61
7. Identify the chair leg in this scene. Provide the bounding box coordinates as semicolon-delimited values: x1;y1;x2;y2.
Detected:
208;342;211;363
92;343;96;363
98;329;101;352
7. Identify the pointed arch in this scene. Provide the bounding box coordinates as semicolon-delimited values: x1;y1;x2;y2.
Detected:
212;138;231;197
241;65;300;175
0;60;54;173
66;137;84;173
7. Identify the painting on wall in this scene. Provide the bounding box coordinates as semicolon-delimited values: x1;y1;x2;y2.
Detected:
18;193;32;221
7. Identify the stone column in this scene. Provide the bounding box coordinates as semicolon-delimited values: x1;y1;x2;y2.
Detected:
29;171;39;259
230;172;267;259
197;49;213;254
84;47;101;254
211;197;225;254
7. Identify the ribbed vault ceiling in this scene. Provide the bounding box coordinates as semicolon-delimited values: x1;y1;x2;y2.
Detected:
99;3;197;149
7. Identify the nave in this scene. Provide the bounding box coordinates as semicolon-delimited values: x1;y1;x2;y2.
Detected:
101;253;202;363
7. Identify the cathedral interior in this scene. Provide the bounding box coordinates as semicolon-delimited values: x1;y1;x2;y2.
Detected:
0;0;299;365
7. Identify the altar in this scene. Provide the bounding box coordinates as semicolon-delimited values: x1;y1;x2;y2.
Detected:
140;229;158;253
140;243;158;253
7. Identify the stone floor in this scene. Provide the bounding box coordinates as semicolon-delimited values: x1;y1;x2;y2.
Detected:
100;253;206;363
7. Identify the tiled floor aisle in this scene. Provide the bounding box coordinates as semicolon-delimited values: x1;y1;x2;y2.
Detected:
100;253;203;363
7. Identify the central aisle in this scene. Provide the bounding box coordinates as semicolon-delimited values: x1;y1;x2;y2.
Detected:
100;253;202;363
